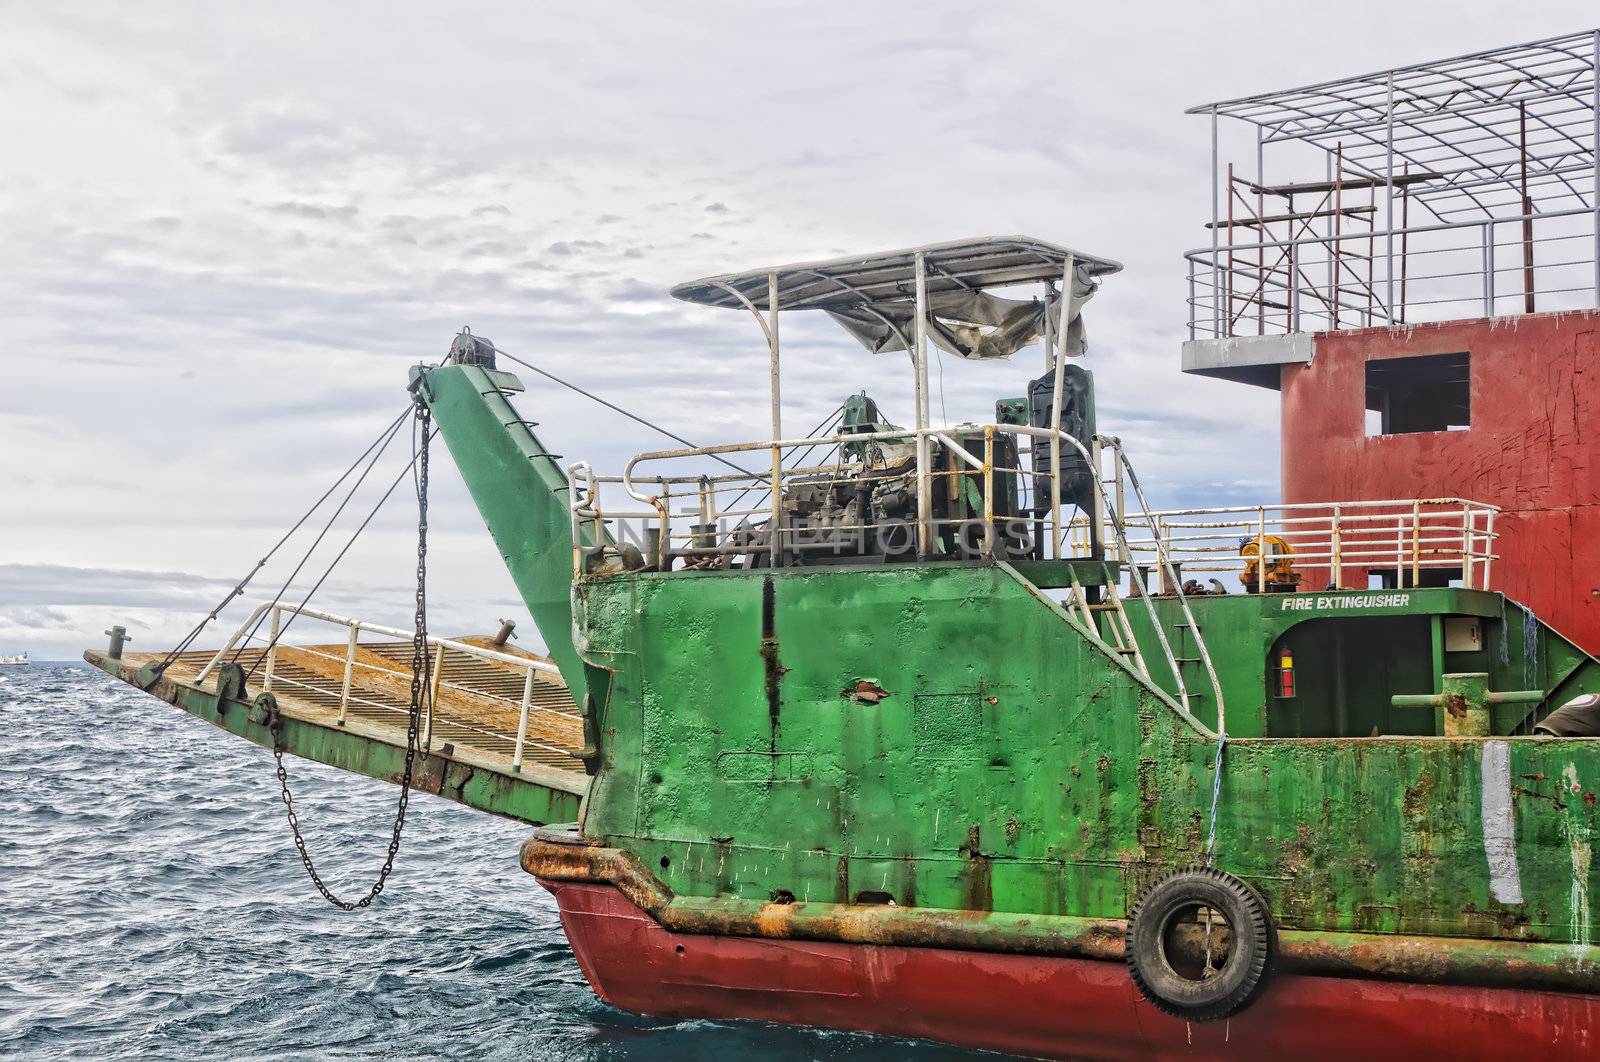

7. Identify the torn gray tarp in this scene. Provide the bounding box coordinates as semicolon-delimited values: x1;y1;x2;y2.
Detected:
825;263;1100;360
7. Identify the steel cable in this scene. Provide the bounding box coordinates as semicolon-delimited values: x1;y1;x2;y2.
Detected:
155;407;412;673
242;424;436;682
226;414;409;670
490;345;763;479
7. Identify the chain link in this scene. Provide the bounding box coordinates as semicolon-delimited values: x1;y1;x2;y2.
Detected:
271;399;431;910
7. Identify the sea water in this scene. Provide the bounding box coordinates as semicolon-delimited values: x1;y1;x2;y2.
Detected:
1;664;981;1060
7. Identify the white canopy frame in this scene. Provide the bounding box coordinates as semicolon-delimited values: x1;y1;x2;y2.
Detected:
673;236;1123;563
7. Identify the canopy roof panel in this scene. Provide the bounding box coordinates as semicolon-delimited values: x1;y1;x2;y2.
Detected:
1189;30;1599;220
670;236;1122;312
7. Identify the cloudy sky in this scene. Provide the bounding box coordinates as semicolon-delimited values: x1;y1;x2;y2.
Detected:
3;2;1593;660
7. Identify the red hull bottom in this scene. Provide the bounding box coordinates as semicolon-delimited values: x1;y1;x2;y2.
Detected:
540;880;1598;1060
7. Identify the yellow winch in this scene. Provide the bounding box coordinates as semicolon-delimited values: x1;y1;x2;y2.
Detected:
1240;534;1300;593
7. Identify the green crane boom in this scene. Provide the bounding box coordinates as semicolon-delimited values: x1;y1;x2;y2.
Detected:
409;360;594;708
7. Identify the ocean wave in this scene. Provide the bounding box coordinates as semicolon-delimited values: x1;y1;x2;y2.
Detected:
1;665;977;1060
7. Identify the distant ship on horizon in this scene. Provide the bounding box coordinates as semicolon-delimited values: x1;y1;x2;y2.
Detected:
0;652;30;666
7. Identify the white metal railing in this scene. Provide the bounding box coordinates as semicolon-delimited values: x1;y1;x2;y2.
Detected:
1100;498;1499;593
194;601;564;773
1185;207;1599;338
570;426;1230;729
570;424;1112;573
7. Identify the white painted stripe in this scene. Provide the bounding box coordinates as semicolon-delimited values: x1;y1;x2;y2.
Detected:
1480;741;1524;905
1562;763;1591;948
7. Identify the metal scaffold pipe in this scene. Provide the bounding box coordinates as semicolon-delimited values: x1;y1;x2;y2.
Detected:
912;251;933;558
1048;254;1077;560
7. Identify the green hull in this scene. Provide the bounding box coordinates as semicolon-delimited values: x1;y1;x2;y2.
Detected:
570;560;1599;947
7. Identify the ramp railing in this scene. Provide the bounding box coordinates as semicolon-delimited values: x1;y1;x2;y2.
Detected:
193;601;567;773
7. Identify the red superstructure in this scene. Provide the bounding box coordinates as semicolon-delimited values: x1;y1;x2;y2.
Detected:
1279;311;1600;654
1183;31;1600;653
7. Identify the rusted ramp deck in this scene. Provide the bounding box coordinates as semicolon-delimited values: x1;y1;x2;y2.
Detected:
85;633;588;825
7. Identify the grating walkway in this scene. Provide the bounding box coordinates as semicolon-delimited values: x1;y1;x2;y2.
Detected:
144;638;586;779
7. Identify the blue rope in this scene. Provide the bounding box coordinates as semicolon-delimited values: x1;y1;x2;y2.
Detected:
1204;732;1228;866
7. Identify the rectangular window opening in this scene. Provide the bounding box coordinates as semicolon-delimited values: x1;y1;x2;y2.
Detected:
1366;566;1463;589
1365;351;1470;437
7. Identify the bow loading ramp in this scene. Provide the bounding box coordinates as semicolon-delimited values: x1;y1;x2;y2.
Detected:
84;603;589;826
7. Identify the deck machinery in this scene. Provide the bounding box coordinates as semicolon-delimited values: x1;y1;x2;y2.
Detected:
92;236;1600;1060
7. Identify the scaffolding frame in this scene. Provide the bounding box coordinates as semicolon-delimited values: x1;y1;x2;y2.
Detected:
1187;29;1600;337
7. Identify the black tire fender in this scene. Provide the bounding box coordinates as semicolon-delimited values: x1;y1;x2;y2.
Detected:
1125;866;1276;1021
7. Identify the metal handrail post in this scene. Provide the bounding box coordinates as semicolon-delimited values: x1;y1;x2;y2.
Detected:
1256;508;1267;594
658;479;672;571
1330;505;1344;588
263;605;280;692
1384;71;1396;321
983;426;996;559
338;623;357;726
698;476;714;560
766;272;784;567
589;469;605;562
1089;433;1105;559
195;600;275;684
568;471;584;577
1158;515;1171;591
512;666;534;772
1187;269;1196;340
1411;500;1422;588
1290;238;1300;331
1114;454;1127;563
1210;106;1222;336
424;641;445;748
912;253;933;559
568;461;596;577
1460;506;1474;587
1048;255;1077;560
1485;220;1496;314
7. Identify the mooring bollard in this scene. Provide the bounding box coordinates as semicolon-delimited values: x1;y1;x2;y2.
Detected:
1392;673;1544;737
104;625;130;659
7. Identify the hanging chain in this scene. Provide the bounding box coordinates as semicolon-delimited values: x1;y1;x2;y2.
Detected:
270;399;431;910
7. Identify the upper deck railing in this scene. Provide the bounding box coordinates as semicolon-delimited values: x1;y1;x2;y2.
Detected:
568;418;1504;738
570;426;1231;726
1185;208;1599;339
570;431;1498;595
569;423;1111;572
1097;498;1499;593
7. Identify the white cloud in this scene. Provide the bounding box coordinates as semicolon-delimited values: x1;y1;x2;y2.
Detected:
2;2;1591;658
